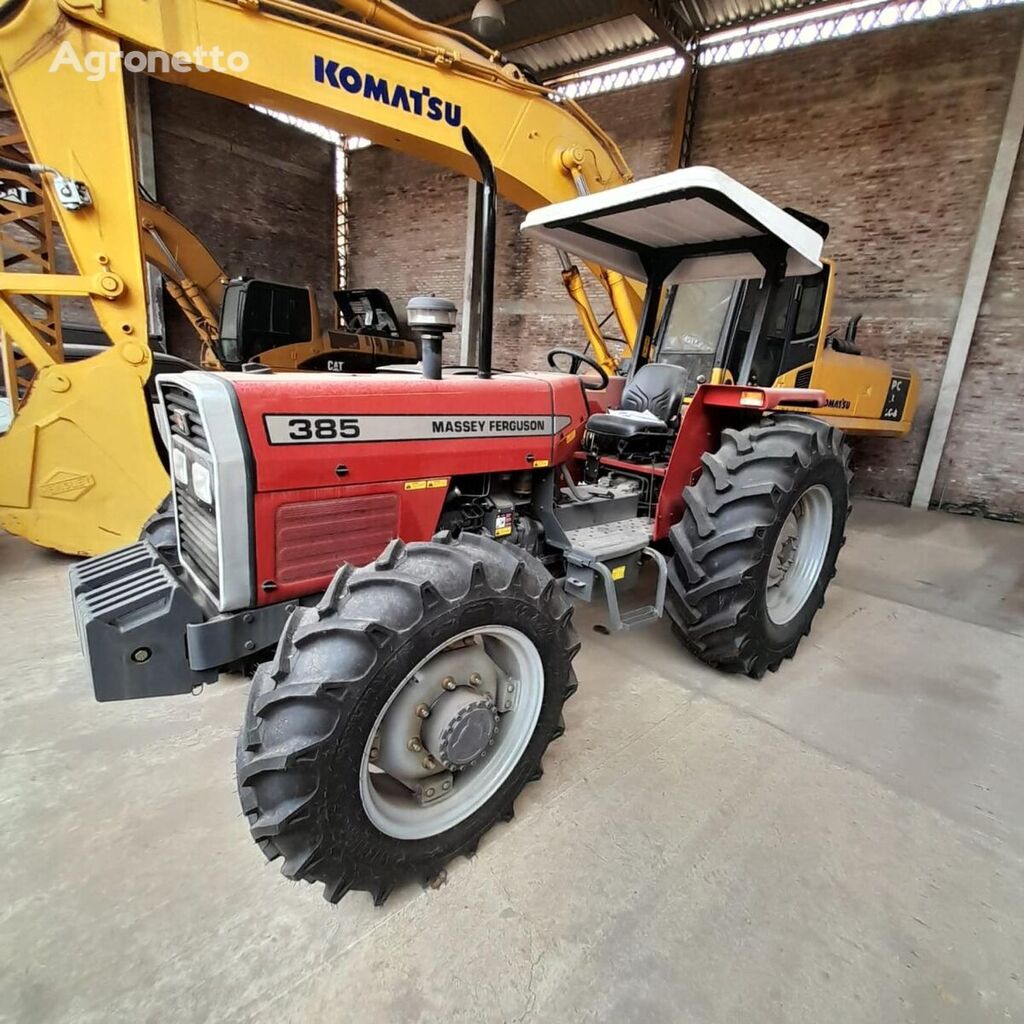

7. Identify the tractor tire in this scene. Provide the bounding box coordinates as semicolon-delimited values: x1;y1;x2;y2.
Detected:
139;495;179;567
236;531;579;906
666;414;852;678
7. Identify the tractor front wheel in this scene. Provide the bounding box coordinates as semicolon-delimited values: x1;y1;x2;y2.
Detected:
667;414;852;678
236;532;579;906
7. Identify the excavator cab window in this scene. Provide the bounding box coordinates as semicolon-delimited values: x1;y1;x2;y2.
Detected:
216;279;312;369
725;266;830;385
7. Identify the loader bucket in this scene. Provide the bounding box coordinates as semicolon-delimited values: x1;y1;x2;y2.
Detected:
0;347;168;557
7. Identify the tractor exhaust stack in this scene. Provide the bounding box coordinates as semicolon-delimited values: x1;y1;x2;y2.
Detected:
462;127;496;380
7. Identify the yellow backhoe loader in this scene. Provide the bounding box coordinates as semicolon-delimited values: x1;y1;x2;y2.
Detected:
0;0;649;557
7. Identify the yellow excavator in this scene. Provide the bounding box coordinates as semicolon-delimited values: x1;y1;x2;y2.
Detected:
140;193;420;373
0;0;645;556
0;0;916;560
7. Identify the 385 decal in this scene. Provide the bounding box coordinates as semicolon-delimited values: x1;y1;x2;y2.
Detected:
282;416;360;441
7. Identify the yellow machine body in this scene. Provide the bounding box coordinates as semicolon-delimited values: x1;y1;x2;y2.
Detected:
0;0;642;555
0;0;916;557
762;260;918;436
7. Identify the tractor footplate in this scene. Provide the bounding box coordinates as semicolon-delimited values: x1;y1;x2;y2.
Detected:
562;518;667;631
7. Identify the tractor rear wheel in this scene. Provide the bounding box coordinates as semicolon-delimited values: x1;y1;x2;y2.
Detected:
667;414;852;678
236;532;579;906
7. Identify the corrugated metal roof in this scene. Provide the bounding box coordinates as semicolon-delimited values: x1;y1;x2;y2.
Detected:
674;0;837;34
375;0;842;75
506;15;658;76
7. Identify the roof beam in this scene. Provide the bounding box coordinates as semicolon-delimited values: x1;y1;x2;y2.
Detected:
536;41;662;82
621;0;693;51
501;12;631;53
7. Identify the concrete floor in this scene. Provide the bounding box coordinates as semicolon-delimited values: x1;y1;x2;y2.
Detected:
2;498;1023;1024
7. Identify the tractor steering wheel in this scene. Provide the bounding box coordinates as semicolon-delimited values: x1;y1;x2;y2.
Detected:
546;348;610;391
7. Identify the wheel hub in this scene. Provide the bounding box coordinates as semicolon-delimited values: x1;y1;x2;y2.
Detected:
359;625;544;841
769;515;799;587
764;484;834;626
422;689;499;770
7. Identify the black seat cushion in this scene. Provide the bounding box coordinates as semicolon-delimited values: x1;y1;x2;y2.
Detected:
585;411;671;440
585;362;690;446
619;362;690;421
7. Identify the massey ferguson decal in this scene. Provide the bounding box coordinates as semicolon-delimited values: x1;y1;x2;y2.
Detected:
265;413;572;445
313;57;462;126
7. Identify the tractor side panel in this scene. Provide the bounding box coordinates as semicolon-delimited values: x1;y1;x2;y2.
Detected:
654;389;724;541
232;372;591;602
253;480;447;604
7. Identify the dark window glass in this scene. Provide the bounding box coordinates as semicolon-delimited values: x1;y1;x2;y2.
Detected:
794;274;826;337
240;283;312;358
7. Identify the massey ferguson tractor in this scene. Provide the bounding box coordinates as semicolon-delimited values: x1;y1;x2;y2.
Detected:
70;130;918;906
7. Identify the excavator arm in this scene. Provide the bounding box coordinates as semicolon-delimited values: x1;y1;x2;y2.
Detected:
0;0;643;554
138;197;225;351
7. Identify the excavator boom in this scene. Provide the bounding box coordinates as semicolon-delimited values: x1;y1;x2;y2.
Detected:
0;0;643;554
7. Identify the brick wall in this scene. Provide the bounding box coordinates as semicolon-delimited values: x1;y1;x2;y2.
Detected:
347;78;680;368
347;9;1024;517
936;132;1024;517
149;81;337;363
689;6;1024;515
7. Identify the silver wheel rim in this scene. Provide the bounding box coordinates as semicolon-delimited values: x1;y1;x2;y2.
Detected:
359;625;544;840
765;483;834;626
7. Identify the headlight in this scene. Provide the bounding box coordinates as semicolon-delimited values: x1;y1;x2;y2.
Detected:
191;461;213;505
171;447;189;485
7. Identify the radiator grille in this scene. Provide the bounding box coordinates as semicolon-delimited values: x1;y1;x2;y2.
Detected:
163;384;220;600
275;494;399;584
163;384;209;453
175;483;220;598
794;366;813;389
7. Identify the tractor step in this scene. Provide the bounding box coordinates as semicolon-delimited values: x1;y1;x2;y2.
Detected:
561;517;666;631
563;516;653;560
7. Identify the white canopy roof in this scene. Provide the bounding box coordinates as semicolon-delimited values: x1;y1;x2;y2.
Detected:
521;166;824;285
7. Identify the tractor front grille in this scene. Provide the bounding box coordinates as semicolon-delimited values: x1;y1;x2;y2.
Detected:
175;482;220;599
162;383;221;603
163;384;210;452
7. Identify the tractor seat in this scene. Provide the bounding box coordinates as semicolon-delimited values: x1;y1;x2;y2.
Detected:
585;362;690;450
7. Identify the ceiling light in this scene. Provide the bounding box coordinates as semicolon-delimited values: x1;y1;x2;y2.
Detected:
470;0;505;42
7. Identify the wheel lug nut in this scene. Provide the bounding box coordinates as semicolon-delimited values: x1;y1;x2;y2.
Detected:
416;703;431;719
442;781;451;791
369;746;380;761
425;787;435;798
408;737;422;752
422;755;438;770
470;673;482;686
442;676;457;691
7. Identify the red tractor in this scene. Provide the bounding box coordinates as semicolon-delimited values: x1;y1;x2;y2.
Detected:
71;130;915;905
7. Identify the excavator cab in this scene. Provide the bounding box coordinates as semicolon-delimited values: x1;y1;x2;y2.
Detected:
527;170;918;440
212;278;420;373
652;264;831;391
335;288;405;338
214;278;315;370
